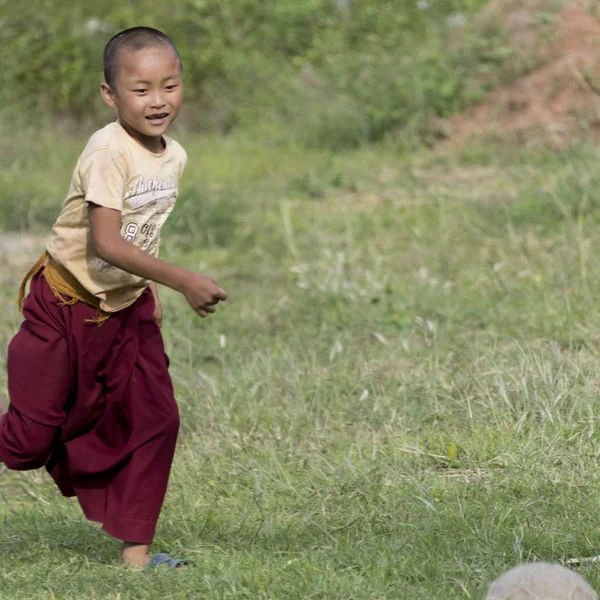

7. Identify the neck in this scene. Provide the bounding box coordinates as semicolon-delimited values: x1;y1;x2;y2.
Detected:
119;118;165;153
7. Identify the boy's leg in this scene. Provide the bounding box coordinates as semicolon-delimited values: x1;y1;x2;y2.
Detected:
0;310;70;469
63;309;180;563
3;280;180;565
110;310;180;567
101;344;180;548
0;406;58;470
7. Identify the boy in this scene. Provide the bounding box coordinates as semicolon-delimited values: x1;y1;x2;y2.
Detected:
0;27;227;569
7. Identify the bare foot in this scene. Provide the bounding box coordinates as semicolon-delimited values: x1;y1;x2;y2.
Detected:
120;542;150;568
120;542;187;570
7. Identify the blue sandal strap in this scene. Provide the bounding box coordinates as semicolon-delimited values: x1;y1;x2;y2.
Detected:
149;553;189;569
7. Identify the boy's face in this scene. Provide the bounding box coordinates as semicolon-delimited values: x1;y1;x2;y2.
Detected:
101;44;183;147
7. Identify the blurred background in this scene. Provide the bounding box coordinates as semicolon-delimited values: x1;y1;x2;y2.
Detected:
6;0;599;232
1;0;515;148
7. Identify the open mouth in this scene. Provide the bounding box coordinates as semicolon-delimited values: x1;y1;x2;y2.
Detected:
146;113;169;125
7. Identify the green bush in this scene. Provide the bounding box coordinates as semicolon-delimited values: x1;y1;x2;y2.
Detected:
1;0;503;148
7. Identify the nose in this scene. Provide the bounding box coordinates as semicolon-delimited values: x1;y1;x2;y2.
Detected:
149;91;166;109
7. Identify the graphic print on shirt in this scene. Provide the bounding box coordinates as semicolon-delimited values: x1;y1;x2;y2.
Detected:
89;175;178;271
125;175;178;210
123;222;139;242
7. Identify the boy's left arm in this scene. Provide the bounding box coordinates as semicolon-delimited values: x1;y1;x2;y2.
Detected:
150;282;163;328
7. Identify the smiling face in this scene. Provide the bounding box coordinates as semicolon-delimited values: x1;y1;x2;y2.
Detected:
101;44;183;153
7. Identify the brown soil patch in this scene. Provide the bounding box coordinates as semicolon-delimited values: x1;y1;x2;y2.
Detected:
447;2;600;147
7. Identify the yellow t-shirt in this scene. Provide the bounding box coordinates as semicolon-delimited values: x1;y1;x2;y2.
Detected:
47;121;187;313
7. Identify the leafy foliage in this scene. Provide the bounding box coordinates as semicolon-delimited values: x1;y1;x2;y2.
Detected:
1;0;506;147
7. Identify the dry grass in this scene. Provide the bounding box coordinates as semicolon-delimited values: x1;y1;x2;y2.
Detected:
2;129;600;598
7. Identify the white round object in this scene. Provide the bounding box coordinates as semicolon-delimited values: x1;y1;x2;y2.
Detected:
485;563;597;600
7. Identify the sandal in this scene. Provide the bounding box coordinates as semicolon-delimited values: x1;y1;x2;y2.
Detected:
148;553;190;569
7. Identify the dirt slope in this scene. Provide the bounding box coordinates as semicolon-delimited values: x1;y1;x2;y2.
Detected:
448;1;600;147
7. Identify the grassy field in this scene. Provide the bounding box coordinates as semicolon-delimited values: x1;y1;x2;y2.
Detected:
3;123;600;598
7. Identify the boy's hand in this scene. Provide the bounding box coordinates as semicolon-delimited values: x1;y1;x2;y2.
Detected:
88;205;228;318
180;272;228;317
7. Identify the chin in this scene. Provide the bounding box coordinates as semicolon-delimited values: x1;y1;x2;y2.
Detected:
149;123;172;137
139;126;166;138
147;128;167;138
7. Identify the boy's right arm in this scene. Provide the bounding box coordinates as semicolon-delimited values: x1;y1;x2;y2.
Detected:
88;204;227;317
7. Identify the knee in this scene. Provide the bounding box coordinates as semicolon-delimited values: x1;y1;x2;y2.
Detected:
0;409;56;471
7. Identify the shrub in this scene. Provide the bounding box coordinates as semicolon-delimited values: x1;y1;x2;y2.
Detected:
1;0;501;148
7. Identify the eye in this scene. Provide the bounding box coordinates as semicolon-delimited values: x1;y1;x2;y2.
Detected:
166;84;179;91
133;89;148;94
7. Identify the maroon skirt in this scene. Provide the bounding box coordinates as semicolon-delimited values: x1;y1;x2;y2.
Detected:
0;272;180;544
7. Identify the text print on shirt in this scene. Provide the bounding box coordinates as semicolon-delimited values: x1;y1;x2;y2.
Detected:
88;175;178;271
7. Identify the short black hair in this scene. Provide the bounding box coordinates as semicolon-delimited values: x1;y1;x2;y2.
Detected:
103;27;181;89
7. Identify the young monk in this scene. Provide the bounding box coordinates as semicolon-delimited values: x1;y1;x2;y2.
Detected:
0;27;227;569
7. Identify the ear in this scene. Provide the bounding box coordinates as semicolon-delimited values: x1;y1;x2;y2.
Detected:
100;82;118;109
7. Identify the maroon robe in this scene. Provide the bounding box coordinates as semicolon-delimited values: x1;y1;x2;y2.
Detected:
0;272;179;544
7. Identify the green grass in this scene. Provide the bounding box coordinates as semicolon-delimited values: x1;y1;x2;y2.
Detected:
3;124;600;598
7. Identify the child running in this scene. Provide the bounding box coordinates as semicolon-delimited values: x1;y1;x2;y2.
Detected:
0;27;227;569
